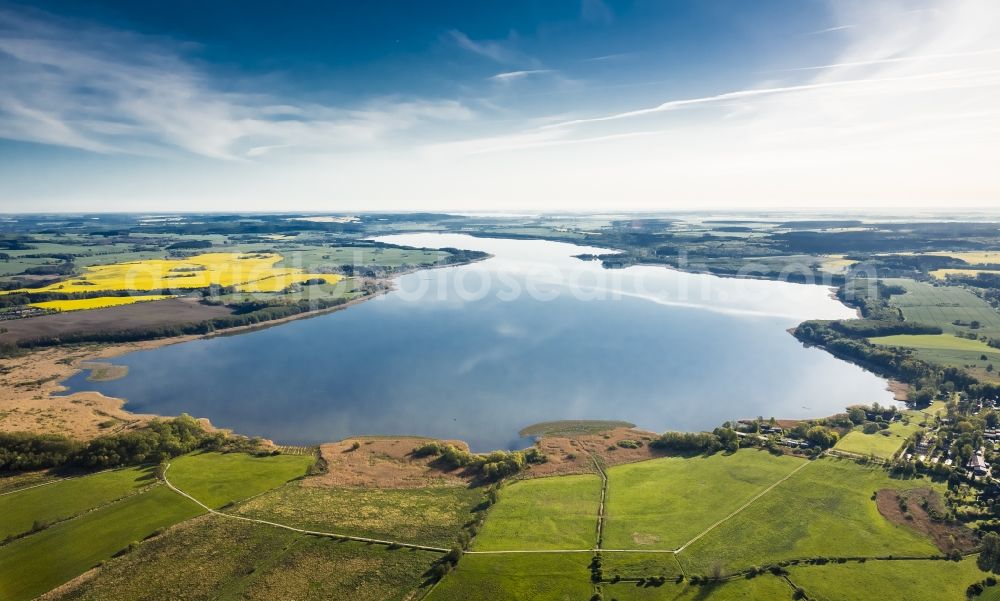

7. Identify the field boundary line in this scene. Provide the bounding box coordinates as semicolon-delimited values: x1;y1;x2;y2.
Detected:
0;466;124;497
161;463;450;553
465;548;679;555
674;458;812;554
590;452;608;550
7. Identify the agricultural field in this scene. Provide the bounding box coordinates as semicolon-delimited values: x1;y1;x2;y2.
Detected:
0;451;315;601
869;334;1000;382
919;251;1000;265
3;253;339;295
883;278;1000;337
870;333;1000;353
30;295;175;312
51;515;439;601
603;451;805;551
787;557;985;601
931;268;1000;280
166;451;315;508
677;458;945;574
0;486;203;601
835;412;926;459
599;574;795;601
274;245;453;270
427;553;593;601
472;473;602;551
601;552;684;579
0;296;234;344
0;466;155;539
236;481;483;548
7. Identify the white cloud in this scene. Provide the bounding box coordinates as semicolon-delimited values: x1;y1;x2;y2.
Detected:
0;7;474;160
2;0;999;211
448;30;538;67
488;69;554;82
418;0;1000;208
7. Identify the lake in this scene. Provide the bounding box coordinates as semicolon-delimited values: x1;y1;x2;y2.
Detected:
62;233;895;451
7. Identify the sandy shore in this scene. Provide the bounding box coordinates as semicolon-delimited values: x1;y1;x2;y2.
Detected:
0;255;494;442
0;339;195;439
0;292;389;440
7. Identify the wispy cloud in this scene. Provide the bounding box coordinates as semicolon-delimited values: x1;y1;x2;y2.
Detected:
538;69;995;130
805;24;856;35
581;52;635;63
448;30;538;67
418;0;1000;208
780;47;1000;72
488;69;553;82
0;7;474;159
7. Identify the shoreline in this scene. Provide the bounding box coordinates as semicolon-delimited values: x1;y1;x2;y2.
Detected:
0;242;907;450
0;255;493;441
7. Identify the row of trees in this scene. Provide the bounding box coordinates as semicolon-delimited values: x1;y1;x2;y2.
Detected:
412;442;547;482
650;428;739;454
6;297;351;355
0;415;262;472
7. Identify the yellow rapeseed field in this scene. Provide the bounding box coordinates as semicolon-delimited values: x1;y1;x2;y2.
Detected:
30;295;176;312
930;268;1000;280
6;253;340;295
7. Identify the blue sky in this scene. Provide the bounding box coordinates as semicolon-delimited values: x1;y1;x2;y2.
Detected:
1;0;998;211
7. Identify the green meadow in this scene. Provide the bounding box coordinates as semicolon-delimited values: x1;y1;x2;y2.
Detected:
0;466;155;539
884;278;1000;337
237;481;483;547
835;416;924;459
0;451;316;601
166;451;315;508
472;473;603;551
52;514;439;601
427;553;594;601
678;458;943;574
788;558;984;601
0;486;203;601
600;574;795;600
603;450;805;550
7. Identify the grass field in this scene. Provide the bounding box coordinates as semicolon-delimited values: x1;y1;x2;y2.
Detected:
0;466;155;539
869;333;1000;382
603;451;805;551
600;574;795;600
472;474;602;551
870;333;1000;353
0;452;316;601
427;553;593;601
883;278;1000;337
166;451;315;508
678;458;943;575
0;485;203;601
275;246;452;270
52;514;439;601
788;557;985;601
30;295;175;312
835;416;925;459
237;481;483;547
602;552;684;579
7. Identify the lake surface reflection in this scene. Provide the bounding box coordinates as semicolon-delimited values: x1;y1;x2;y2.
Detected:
62;233;894;451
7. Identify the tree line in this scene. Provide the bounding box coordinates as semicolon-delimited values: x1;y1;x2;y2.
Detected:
0;414;263;472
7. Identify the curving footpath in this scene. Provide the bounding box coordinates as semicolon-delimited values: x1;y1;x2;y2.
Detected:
161;463;450;554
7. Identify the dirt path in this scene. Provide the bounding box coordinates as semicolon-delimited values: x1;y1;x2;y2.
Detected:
591;453;608;549
674;458;812;553
161;463;450;554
